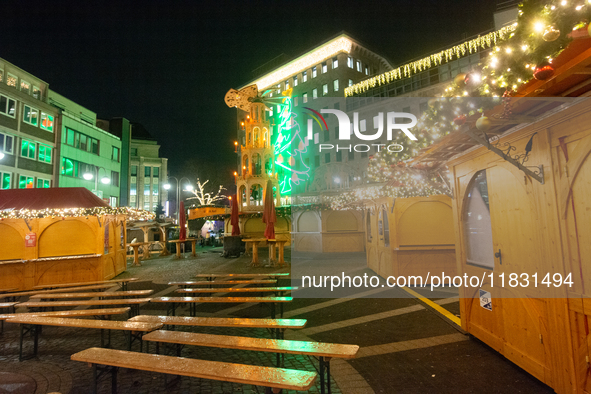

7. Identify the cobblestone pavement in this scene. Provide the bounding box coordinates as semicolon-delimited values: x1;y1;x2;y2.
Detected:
0;247;554;393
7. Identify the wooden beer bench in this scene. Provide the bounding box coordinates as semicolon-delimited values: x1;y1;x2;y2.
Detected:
0;284;116;301
0;302;18;333
29;290;154;300
151;296;292;318
33;278;139;291
176;286;297;297
168;279;277;288
17;298;153;318
128;315;306;339
0;307;131;322
143;330;358;394
71;347;317;394
7;315;162;361
195;273;290;281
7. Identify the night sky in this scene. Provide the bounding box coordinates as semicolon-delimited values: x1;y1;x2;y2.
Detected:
1;0;498;186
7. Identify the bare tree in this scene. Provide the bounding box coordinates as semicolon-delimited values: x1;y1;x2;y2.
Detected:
187;179;227;206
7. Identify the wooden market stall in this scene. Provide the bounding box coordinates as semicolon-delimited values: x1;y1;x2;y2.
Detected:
364;195;456;282
409;34;591;394
0;188;138;290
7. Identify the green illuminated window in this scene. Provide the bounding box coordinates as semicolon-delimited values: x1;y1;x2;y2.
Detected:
36;179;50;188
144;184;150;195
152;183;158;195
1;172;11;189
61;158;78;177
38;145;52;163
23;105;39;126
21;140;36;159
40;113;54;132
18;175;34;189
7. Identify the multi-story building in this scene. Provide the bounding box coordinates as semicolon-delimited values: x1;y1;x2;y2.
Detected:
97;119;168;212
49;90;122;206
0;58;58;190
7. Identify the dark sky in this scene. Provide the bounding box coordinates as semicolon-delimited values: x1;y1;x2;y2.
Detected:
1;0;498;183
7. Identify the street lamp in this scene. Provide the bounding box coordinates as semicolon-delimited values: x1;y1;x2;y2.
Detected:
163;176;192;224
83;165;110;197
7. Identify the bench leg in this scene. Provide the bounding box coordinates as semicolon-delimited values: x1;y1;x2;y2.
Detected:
319;357;332;394
19;324;39;362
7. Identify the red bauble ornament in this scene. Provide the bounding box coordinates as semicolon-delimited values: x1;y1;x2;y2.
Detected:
533;62;555;81
454;115;466;126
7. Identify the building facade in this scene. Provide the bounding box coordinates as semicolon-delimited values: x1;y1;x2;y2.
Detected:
49;91;122;205
0;58;58;191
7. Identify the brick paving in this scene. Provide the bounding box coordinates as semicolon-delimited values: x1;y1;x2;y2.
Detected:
0;247;553;393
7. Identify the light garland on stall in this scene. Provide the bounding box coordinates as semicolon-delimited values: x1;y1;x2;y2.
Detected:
0;206;155;221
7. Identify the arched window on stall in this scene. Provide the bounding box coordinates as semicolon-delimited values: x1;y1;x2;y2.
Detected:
239;185;247;207
242;155;249;176
381;207;390;247
252;153;262;176
250;184;262;206
253;127;260;148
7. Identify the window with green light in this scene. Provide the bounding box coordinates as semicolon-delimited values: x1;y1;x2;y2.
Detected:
21;140;36;159
23;105;38;126
40;112;54;132
0;172;11;189
18;175;33;189
61;157;78;178
152;183;158;195
36;179;50;188
38;145;52;163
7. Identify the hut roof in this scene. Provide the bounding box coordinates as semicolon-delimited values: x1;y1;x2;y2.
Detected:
0;188;109;211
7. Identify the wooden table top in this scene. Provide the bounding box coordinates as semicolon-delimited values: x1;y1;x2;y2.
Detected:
168;280;277;286
18;298;153;308
30;290;154;299
151;296;292;303
129;315;307;329
142;330;359;359
71;347;317;391
195;273;290;278
0;308;131;321
33;278;138;290
0;284;115;299
7;316;162;332
176;287;296;294
168;238;197;243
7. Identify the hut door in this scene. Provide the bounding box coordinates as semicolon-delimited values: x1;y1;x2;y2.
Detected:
558;133;591;392
462;166;549;383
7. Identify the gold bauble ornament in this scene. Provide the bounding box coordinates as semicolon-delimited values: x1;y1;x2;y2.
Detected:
476;116;491;132
454;73;467;87
543;25;560;42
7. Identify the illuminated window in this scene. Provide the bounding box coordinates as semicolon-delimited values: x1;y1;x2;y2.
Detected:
0;132;14;154
21;140;36;159
6;73;17;88
303;93;308;103
145;166;151;177
153;167;159;178
365;65;369;75
356;60;362;72
332;57;338;69
130;185;137;195
33;86;41;99
20;80;31;94
302;71;308;82
79;134;88;151
347;57;353;68
23;105;39;126
0;95;16;118
36;178;50;188
111;171;119;187
333;79;339;92
152;183;158;195
285;80;290;90
312;88;317;99
312;66;317;78
1;172;11;189
322;84;328;96
40;113;54;131
18;175;34;189
61;158;77;177
144;184;150;195
38;144;52;163
0;69;3;83
348;79;353;87
144;201;150;210
293;75;298;86
112;146;120;162
322;62;327;73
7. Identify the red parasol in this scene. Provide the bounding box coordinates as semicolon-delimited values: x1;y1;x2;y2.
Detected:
230;194;241;236
262;180;276;240
178;200;187;241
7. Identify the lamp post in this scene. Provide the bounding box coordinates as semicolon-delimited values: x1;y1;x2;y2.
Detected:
163;176;192;224
83;165;110;198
